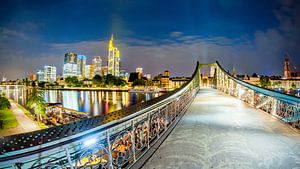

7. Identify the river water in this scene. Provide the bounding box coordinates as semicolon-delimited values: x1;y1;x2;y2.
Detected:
1;87;162;117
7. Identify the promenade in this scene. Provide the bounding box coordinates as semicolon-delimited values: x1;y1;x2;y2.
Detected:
0;101;39;137
143;88;300;169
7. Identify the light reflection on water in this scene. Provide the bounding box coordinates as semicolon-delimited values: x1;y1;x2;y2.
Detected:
1;86;162;117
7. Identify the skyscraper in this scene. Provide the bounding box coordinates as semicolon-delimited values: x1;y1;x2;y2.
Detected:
37;65;56;82
136;67;143;75
77;55;86;78
63;52;78;78
85;65;95;79
108;34;120;77
92;56;102;76
284;55;291;79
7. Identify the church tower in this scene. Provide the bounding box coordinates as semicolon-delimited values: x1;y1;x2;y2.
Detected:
284;54;291;79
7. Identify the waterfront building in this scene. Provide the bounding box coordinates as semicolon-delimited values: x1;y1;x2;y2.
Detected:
101;66;108;76
136;67;143;75
108;34;121;77
163;70;170;77
29;74;37;81
120;70;126;77
37;66;56;83
146;74;152;80
37;69;44;82
85;65;95;79
63;52;78;78
92;56;102;75
77;55;86;78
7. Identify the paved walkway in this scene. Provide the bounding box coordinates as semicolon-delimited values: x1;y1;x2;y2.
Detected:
0;101;39;137
143;88;300;169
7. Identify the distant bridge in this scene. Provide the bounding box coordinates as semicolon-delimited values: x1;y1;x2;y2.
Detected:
0;61;299;169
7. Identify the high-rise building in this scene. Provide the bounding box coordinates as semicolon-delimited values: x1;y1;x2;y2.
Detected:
101;66;108;76
108;34;121;77
63;52;78;78
92;56;102;75
77;55;86;78
37;69;44;82
284;55;291;79
136;67;143;75
85;65;95;79
37;66;56;82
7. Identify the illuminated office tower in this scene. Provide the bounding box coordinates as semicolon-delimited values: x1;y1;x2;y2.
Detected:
85;65;95;79
108;34;120;77
77;55;86;78
63;52;78;78
92;56;102;75
37;69;44;82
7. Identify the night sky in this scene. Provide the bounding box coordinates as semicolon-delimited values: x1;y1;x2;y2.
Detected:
0;0;300;80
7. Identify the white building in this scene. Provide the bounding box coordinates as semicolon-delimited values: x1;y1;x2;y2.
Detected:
92;56;102;75
37;66;56;83
63;52;78;78
136;67;143;75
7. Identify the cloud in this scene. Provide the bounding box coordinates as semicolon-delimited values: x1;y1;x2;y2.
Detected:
1;0;300;80
0;27;29;40
169;31;183;38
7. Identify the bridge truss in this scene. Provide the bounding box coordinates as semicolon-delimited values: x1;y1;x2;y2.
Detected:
0;61;299;169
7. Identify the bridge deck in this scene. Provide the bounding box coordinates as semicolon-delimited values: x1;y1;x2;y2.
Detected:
142;88;300;169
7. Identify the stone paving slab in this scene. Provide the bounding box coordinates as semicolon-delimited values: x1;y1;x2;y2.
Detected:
142;88;300;169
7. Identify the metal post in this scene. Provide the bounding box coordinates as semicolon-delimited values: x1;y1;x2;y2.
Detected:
106;131;113;169
65;148;74;169
157;109;160;139
131;120;136;162
164;105;168;131
147;113;150;149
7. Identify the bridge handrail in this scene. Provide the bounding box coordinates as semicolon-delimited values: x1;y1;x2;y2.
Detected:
216;61;300;104
0;62;200;167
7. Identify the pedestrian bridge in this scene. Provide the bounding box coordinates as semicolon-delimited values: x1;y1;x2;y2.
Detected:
142;88;300;169
0;62;299;169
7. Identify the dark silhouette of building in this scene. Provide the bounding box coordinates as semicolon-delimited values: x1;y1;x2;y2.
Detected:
284;55;291;79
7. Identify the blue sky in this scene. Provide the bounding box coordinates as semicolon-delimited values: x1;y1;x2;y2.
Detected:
0;0;300;79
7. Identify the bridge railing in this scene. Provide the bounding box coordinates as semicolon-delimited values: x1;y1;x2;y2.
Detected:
0;63;200;169
215;61;300;129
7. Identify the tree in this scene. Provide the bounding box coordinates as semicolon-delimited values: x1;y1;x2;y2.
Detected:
92;75;102;86
26;89;46;122
272;81;282;88
291;83;297;90
103;74;115;87
65;76;79;87
0;97;11;110
259;77;271;88
114;77;127;86
132;79;146;87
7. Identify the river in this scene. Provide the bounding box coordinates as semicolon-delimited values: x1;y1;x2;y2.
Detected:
1;87;162;117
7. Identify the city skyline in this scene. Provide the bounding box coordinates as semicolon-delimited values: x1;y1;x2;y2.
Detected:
0;0;300;80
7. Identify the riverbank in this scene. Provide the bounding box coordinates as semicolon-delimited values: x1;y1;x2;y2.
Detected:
0;108;18;130
41;87;130;91
0;101;43;137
